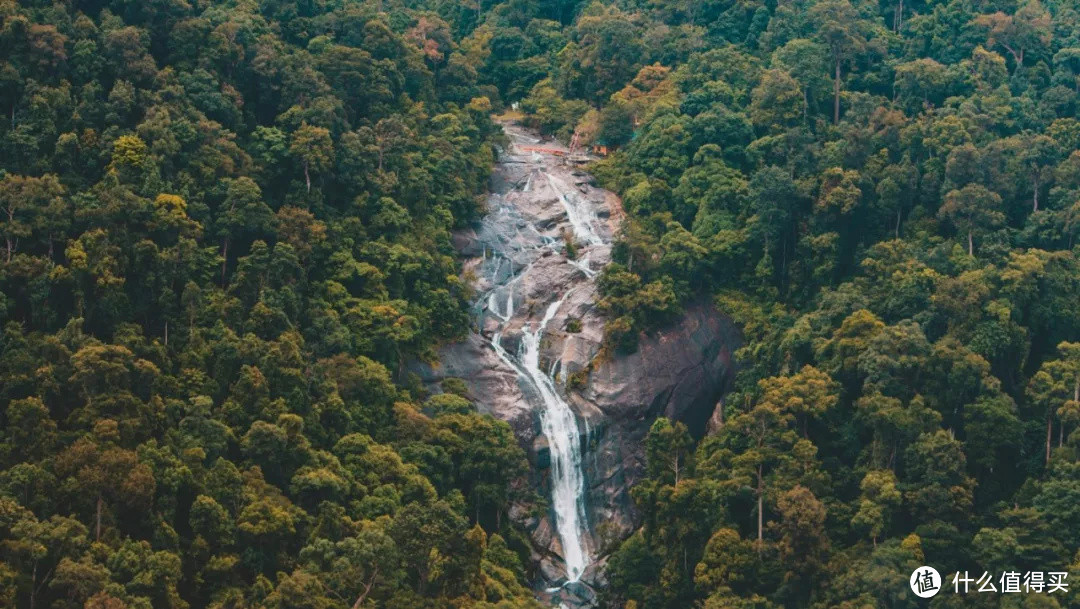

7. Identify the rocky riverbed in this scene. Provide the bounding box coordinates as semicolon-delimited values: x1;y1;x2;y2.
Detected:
416;122;740;607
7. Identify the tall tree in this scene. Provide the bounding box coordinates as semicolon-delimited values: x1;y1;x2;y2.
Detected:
938;184;1005;255
290;123;334;193
808;0;874;124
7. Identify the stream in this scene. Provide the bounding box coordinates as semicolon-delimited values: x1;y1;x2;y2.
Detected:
418;121;738;608
466;122;618;600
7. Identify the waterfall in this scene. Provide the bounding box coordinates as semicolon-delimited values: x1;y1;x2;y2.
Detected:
520;292;590;582
487;293;592;583
570;252;595;278
547;173;603;247
472;123;614;591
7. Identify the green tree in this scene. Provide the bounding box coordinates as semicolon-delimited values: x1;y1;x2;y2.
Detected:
1029;342;1080;461
750;70;803;133
808;0;875;124
298;519;403;608
646;418;694;485
903;430;976;524
850;470;901;546
938;184;1005;255
694;527;764;596
290;123;334;193
54;437;156;542
773;485;829;584
216;177;273;282
0;174;64;262
972;0;1052;73
707;395;796;546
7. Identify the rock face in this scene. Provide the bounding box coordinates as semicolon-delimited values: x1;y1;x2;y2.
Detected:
572;301;739;553
414;122;740;604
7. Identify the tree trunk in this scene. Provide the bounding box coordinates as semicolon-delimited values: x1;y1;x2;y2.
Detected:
1069;381;1080;448
894;0;903;31
895;206;902;238
968;230;974;256
29;563;36;609
1033;175;1040;211
762;234;770;286
96;495;103;541
220;238;229;285
834;60;842;125
4;207;13;262
1046;415;1052;465
351;568;378;609
756;465;764;550
304;162;311;193
781;234;788;292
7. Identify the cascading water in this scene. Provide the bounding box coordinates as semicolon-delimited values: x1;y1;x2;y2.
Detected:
420;122;735;607
461;123;615;599
547;173;604;248
520;292;590;581
484;235;595;584
486;293;590;584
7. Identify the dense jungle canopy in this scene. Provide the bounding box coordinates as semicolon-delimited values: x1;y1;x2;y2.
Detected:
4;0;1080;607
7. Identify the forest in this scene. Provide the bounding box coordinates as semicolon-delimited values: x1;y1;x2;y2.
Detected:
0;0;541;607
3;0;1080;607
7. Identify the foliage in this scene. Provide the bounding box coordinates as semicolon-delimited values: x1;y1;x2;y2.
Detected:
469;0;1080;605
0;1;538;608
7;0;1080;606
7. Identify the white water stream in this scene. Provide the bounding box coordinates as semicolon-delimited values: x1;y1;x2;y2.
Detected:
474;127;611;586
521;292;589;581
